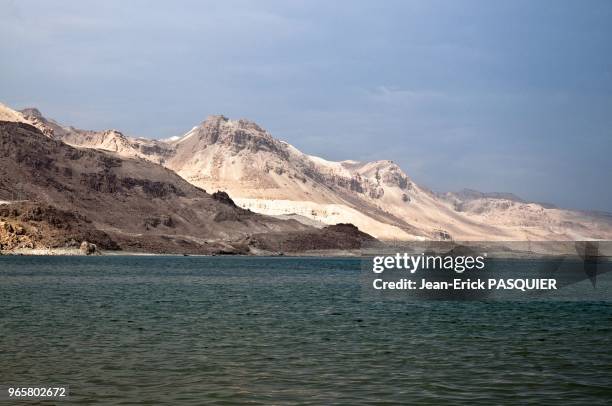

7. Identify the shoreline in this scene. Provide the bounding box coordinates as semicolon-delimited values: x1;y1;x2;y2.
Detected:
0;248;364;257
2;249;611;262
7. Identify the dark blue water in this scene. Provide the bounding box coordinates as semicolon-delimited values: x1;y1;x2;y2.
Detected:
1;256;611;405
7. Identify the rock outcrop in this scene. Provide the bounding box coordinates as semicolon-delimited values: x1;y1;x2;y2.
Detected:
80;240;97;255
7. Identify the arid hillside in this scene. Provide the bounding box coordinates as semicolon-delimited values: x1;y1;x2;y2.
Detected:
0;120;374;254
2;102;611;242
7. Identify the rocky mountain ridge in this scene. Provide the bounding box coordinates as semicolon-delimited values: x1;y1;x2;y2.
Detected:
2;102;611;242
0;117;374;254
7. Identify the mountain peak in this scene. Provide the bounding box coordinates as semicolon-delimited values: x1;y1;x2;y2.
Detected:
178;115;275;151
202;114;229;126
103;129;125;137
20;107;43;118
235;118;265;132
199;115;265;133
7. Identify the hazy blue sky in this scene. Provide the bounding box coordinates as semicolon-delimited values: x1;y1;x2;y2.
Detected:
1;0;611;211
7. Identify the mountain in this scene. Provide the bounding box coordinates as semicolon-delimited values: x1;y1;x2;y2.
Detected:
5;102;612;242
9;104;174;165
0;118;374;254
162;115;612;241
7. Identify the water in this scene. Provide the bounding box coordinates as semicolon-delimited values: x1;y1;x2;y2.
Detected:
1;256;611;405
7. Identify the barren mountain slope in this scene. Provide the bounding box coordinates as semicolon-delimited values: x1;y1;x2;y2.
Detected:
1;103;56;137
17;107;174;165
441;191;612;240
165;116;440;239
5;104;611;241
0;121;373;254
164;115;612;241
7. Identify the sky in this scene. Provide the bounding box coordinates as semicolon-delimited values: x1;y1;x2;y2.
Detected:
1;0;611;211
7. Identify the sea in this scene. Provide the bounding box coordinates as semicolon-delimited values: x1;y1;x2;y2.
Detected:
1;256;611;405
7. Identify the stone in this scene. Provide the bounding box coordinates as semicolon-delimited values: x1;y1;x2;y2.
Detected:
80;240;97;255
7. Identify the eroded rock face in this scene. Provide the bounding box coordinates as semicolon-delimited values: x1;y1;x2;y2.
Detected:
175;115;289;159
381;166;410;189
0;203;120;251
0;221;33;250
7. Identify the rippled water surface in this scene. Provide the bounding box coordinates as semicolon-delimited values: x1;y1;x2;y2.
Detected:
1;256;611;405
